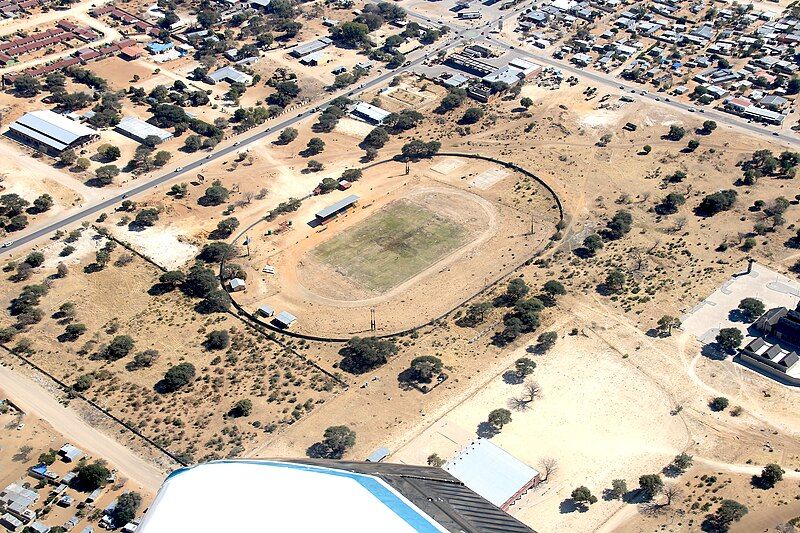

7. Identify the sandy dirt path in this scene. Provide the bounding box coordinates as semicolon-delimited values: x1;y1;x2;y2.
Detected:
0;362;165;492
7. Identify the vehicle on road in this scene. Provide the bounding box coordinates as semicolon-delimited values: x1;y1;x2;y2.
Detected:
233;141;240;146
664;97;670;102
640;90;647;95
699;109;705;113
688;107;696;112
206;154;212;159
17;423;24;430
122;194;129;199
773;132;779;136
175;167;183;172
2;241;13;248
619;85;624;89
655;97;660;101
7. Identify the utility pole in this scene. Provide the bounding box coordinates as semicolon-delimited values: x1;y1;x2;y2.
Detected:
243;235;251;257
405;161;410;175
370;308;376;332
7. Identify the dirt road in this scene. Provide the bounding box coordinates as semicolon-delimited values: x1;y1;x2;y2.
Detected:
0;362;165;492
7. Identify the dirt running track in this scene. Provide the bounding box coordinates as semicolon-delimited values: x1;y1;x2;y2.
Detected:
0;363;164;492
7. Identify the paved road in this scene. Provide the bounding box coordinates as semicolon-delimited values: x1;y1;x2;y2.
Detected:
0;361;164;492
0;38;461;257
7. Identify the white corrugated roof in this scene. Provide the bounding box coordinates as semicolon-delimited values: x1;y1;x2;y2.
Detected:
444;439;539;508
10;109;96;148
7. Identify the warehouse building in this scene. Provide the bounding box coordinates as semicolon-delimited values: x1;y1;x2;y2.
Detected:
289;37;332;59
138;459;534;532
8;110;99;154
115;116;173;144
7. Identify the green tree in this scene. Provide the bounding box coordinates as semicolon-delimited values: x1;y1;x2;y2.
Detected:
571;486;597;506
657;315;681;336
505;278;530;303
25;252;45;267
710;396;729;411
305;137;325;155
737;298;765;321
716;328;742;353
638;474;663;500
76;461;110;491
64;323;87;340
134;208;159;227
104;335;134;360
98;144;121;161
583;234;603;256
609;479;627;499
73;373;93;392
672;453;693;473
94;165;120;186
535;331;558;353
161;362;196;392
201;183;230;206
667;124;686;141
215;217;240;237
60;149;77;166
705;500;748;531
701;120;717;134
409;355;443;383
460;301;491;327
757;463;784;488
159;270;185;287
488;408;512;429
363;127;389;148
230;399;253;417
314;425;356;459
205;330;230;350
687;139;700;151
514;357;536;378
461;107;484;124
604;269;626;293
520;97;533;108
277;127;298;144
13;73;41;97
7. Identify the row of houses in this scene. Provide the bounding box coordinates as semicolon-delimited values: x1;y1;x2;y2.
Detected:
2;38;138;85
0;0;48;19
90;5;161;38
0;20;100;65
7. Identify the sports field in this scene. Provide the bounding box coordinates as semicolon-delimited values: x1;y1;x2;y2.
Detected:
311;200;469;293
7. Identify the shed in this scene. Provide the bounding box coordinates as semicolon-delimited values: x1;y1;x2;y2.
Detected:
28;522;50;533
258;304;275;317
58;443;83;463
208;66;253;85
227;278;246;292
274;311;296;329
0;513;23;531
366;447;390;462
315;194;360;222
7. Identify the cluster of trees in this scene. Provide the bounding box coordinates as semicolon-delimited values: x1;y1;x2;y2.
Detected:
157;263;230;314
400;139;441;160
313;98;350;133
339;336;398;373
199;180;230;206
232;106;275;133
698;190;737;216
1;193;36;232
579;209;633;258
740;149;798;184
402;355;443;385
267;81;301;108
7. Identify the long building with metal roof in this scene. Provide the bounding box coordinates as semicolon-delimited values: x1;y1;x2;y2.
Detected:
315;194;360;221
115;116;173;144
8;109;98;154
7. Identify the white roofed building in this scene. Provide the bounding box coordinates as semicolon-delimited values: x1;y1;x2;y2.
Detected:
8;110;99;154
